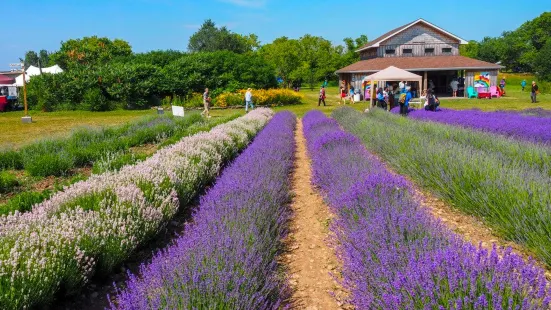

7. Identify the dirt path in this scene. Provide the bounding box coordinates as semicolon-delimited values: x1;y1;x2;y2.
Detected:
282;120;346;310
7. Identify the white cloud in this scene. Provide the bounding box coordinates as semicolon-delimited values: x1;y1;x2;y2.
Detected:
218;0;267;8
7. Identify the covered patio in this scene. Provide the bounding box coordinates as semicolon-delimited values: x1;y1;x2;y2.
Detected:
336;55;503;98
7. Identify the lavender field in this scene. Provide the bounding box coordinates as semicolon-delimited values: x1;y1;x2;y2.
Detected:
0;109;273;309
111;111;296;309
304;110;551;309
407;108;551;144
4;106;551;310
334;107;551;267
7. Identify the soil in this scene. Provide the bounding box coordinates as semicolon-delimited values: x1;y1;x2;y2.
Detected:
129;143;159;157
281;120;348;310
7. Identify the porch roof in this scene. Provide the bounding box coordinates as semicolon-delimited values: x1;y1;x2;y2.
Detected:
336;56;503;74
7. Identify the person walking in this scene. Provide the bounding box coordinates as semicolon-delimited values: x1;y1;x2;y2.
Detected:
245;88;254;112
450;78;459;97
521;79;527;91
318;86;326;106
349;87;355;104
340;86;346;105
531;81;539;103
201;88;211;118
500;78;506;94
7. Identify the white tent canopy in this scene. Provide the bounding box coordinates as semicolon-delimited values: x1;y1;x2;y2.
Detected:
13;65;64;86
363;66;422;104
363;66;422;83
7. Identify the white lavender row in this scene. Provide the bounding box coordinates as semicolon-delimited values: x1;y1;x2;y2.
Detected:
0;108;273;309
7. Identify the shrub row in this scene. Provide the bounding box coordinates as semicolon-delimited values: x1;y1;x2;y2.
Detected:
0;109;273;309
0;113;240;216
0;113;204;176
111;111;296;309
215;89;303;107
406;108;551;144
303;110;551;309
333;107;551;267
26;51;277;111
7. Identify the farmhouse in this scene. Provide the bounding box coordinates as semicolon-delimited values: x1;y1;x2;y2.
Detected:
336;19;503;97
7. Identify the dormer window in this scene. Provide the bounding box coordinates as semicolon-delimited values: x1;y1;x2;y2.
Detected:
442;47;452;54
385;49;396;55
425;48;435;54
403;48;413;54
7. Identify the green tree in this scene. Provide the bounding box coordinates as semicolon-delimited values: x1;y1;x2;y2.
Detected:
259;37;301;88
187;19;256;54
38;50;51;67
20;51;39;68
341;35;369;65
534;39;551;81
50;36;132;70
459;40;479;59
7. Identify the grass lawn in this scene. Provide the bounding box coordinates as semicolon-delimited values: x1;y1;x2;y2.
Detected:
0;110;153;148
0;108;242;148
443;73;551;111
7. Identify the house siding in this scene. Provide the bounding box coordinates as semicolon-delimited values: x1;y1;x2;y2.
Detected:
376;24;460;58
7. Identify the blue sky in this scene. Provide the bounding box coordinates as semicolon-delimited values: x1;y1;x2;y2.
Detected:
1;0;550;70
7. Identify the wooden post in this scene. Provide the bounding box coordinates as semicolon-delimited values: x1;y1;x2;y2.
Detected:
423;71;428;93
22;68;27;116
20;63;32;123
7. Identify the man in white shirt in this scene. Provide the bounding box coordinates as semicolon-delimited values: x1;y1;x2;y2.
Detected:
398;81;405;93
245;88;254;112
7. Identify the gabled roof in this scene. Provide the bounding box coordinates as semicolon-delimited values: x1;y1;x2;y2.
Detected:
356;19;468;52
336;56;503;73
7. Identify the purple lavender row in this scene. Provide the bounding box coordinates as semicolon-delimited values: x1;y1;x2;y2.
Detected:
406;108;551;145
111;111;296;309
0;109;273;309
302;110;551;309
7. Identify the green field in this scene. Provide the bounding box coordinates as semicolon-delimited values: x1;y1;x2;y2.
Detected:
1;76;549;148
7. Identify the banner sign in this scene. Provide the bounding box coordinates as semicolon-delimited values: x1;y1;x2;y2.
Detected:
474;72;490;88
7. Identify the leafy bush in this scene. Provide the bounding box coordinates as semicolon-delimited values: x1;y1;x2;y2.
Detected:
26;51;277;111
81;87;110;111
0;190;51;215
216;89;303;107
0;149;23;170
23;152;75;177
0;171;19;193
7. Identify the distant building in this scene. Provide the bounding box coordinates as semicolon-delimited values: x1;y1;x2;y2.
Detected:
336;19;503;97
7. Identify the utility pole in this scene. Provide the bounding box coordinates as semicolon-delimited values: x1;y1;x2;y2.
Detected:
10;62;31;123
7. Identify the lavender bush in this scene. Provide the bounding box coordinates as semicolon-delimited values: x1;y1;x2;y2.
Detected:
303;110;551;309
111;111;296;309
334;107;551;268
406;108;551;144
0;109;273;309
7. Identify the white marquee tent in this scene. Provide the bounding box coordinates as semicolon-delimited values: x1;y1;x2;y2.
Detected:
13;65;64;86
363;66;422;104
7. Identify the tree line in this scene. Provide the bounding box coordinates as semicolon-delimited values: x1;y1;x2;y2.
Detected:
460;12;551;80
22;19;367;111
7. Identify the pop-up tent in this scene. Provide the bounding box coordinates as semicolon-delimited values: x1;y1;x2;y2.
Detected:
363;66;422;104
